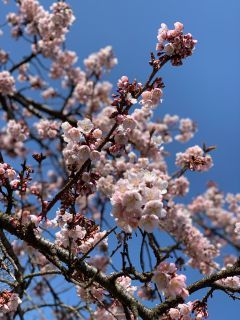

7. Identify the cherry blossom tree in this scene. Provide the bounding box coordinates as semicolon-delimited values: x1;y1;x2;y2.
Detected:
0;1;239;319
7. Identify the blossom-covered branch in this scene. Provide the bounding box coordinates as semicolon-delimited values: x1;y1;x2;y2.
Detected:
0;1;239;319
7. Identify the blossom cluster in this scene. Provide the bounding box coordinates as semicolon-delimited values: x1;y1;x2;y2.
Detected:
61;118;102;171
168;301;208;320
127;112;196;160
53;210;107;254
35;119;60;139
0;162;16;181
156;22;197;66
0;162;20;189
49;50;78;80
152;262;188;299
110;167;168;233
15;209;40;227
74;80;112;113
84;45;118;76
216;256;240;289
235;222;240;234
176;145;213;172
77;284;104;303
168;302;193;320
111;75;142;112
0;71;15;95
7;0;75;56
175;118;197;143
91;277;136;319
161;205;220;274
93;301;132;320
77;275;136;306
0;291;21;315
189;185;240;248
0;130;26;158
6;119;29;142
140;86;163;109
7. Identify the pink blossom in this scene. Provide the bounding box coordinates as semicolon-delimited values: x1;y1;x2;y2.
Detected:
84;45;117;76
77;284;104;302
10;179;20;189
77;118;94;134
141;88;163;109
176;145;213;171
90;150;101;162
116;276;137;295
35;119;60;139
122;190;143;211
167;275;188;298
235;222;240;233
152;262;188;299
175;118;197;142
7;120;29;142
0;291;21;314
139;214;159;232
168;176;190;197
122;116;137;131
117;75;129;88
156;22;197;66
0;163;16;180
92;128;102;139
143;200;166;218
169;308;181;319
0;71;15;95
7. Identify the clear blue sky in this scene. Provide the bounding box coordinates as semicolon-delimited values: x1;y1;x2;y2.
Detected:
1;0;240;319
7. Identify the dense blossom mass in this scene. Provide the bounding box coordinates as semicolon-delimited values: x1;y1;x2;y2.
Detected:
0;1;239;320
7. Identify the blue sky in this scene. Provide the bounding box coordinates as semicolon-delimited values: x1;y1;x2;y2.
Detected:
0;0;240;319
